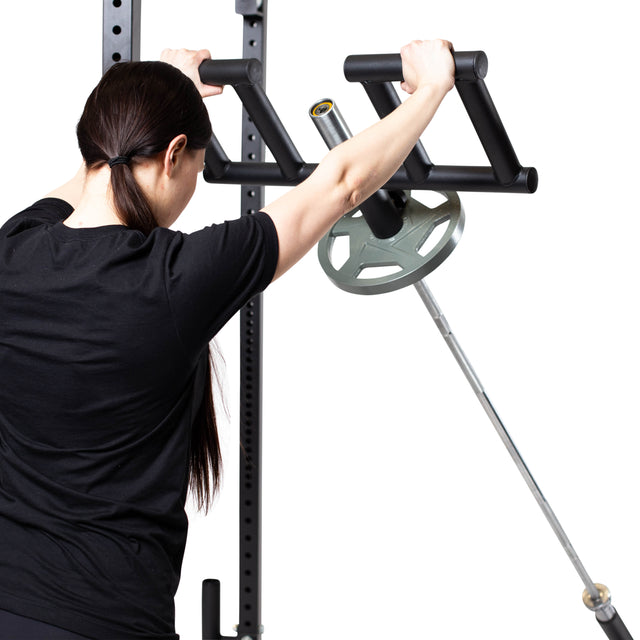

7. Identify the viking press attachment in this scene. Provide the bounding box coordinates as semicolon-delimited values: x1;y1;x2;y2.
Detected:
198;31;633;636
310;52;633;640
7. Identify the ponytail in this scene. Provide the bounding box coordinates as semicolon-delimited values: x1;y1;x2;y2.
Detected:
77;61;221;510
108;160;157;235
189;350;223;511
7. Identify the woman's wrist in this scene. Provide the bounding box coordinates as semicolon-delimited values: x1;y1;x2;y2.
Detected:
413;80;452;102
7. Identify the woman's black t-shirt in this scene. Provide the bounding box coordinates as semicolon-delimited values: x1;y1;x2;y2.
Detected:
0;198;279;639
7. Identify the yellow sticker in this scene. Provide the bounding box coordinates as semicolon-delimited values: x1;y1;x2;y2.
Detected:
312;101;333;117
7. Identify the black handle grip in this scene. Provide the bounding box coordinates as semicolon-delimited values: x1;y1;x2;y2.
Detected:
344;51;488;83
345;51;524;186
598;611;634;640
199;58;304;181
199;58;262;86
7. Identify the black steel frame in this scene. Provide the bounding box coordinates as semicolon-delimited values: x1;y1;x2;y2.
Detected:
233;7;266;640
102;3;266;639
102;0;141;74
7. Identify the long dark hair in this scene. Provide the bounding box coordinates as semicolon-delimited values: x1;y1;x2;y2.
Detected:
77;61;220;510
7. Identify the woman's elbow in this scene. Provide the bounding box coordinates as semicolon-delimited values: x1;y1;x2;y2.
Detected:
322;151;369;215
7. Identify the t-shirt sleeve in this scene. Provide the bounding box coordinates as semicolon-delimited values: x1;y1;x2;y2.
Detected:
164;211;279;355
1;198;73;235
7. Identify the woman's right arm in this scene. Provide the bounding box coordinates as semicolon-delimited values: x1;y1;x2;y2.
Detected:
263;39;455;281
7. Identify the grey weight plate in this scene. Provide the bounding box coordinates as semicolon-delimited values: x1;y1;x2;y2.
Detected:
318;191;464;295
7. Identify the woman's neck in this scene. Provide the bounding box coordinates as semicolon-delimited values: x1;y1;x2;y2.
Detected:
64;166;124;228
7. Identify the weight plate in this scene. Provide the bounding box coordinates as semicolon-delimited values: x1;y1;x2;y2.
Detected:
318;191;464;295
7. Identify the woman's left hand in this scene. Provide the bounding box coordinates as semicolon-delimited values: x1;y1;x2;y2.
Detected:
160;48;224;98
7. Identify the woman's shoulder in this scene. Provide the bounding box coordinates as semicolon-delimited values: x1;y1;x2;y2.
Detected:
1;198;74;236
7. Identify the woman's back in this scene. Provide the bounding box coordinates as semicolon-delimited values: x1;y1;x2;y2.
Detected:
0;197;278;639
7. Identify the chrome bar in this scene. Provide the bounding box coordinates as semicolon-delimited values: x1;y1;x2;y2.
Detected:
414;277;604;607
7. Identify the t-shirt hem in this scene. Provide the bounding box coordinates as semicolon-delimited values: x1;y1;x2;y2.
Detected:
0;593;178;640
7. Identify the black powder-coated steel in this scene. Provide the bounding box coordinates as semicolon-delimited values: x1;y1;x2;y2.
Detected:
202;50;537;193
236;3;267;640
102;0;141;74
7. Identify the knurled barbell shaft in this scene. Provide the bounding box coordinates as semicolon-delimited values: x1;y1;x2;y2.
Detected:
413;277;608;609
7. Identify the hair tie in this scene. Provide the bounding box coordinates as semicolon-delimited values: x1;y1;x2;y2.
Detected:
107;155;130;168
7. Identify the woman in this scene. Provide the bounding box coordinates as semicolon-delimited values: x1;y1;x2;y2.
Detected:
0;41;454;639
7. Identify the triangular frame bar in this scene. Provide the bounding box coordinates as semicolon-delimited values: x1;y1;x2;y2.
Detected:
201;51;537;194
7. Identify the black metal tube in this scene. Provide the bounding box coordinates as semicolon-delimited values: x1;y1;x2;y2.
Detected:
204;161;311;186
199;58;305;181
199;58;262;86
203;161;537;193
362;82;432;183
204;133;231;180
361;81;400;115
236;7;267;639
423;164;537;193
359;190;405;238
598;611;634;640
344;51;488;83
455;79;522;185
202;579;222;640
234;83;305;180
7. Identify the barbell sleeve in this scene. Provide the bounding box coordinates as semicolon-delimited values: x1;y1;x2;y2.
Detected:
310;99;403;238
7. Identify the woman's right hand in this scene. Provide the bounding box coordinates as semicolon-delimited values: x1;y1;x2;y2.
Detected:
160;48;224;98
400;39;455;96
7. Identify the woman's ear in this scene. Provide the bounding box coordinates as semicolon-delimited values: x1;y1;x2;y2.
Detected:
163;134;188;176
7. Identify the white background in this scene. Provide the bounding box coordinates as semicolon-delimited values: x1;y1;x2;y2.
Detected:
2;1;639;639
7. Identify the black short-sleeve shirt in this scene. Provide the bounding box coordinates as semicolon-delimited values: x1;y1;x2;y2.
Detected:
0;198;279;639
